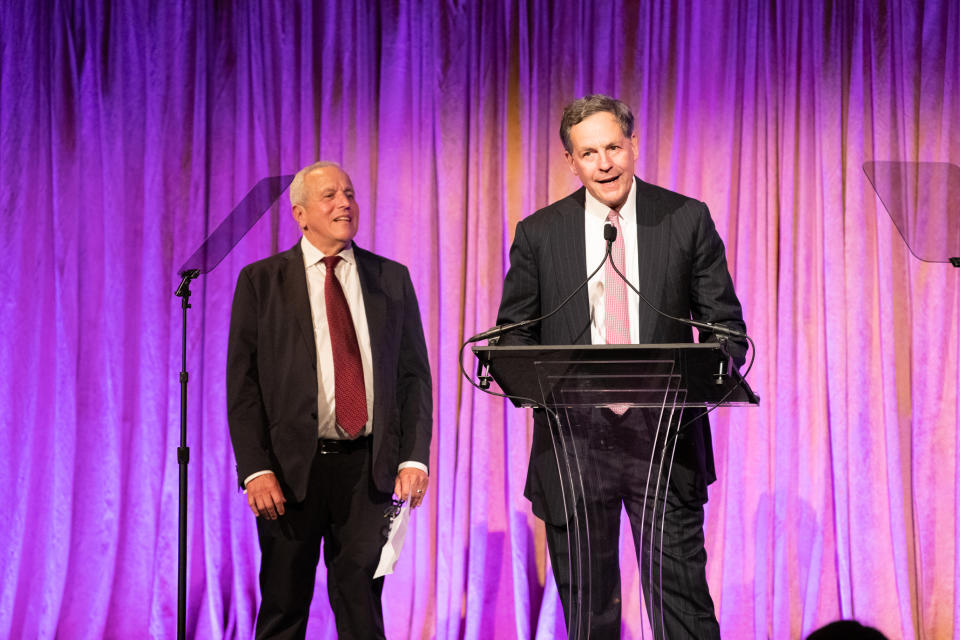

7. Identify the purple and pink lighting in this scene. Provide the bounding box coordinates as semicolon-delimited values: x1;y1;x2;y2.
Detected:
1;1;958;638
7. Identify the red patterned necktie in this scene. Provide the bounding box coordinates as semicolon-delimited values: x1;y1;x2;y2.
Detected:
321;255;368;438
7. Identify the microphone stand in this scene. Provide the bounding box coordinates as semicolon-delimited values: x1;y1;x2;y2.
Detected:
168;174;295;638
161;173;299;640
174;268;199;640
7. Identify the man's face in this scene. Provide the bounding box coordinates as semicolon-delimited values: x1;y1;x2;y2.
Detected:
564;111;638;211
292;166;359;255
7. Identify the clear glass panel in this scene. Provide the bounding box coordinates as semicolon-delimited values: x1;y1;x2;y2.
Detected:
863;161;960;263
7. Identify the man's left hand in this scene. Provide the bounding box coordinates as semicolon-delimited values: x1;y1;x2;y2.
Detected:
394;467;429;508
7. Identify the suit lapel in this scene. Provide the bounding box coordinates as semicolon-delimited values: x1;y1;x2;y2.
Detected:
353;245;385;397
555;191;591;345
634;178;669;341
282;242;317;368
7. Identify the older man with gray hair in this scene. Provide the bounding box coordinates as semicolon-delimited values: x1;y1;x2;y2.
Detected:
227;161;432;639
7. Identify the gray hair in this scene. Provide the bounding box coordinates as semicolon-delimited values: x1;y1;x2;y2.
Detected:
289;160;342;206
559;94;635;154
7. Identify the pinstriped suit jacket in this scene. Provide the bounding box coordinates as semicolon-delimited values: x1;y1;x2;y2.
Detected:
495;178;746;524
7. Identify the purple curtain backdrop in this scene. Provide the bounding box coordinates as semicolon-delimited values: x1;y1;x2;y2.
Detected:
2;1;959;638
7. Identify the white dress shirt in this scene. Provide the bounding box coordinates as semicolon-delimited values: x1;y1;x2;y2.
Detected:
585;180;641;345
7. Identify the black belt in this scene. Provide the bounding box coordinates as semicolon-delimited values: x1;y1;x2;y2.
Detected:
317;435;370;455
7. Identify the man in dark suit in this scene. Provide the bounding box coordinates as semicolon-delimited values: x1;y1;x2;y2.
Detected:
227;161;432;639
495;95;746;638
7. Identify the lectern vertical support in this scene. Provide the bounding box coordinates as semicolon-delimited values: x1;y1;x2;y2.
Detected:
542;406;590;637
640;380;685;640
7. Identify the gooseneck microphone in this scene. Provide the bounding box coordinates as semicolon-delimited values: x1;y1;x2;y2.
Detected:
466;229;619;343
602;239;746;340
604;222;617;245
467;319;537;343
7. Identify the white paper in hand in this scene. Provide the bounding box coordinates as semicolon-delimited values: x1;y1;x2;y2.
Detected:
374;500;411;578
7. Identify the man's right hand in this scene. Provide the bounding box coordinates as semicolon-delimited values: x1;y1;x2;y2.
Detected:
246;472;286;519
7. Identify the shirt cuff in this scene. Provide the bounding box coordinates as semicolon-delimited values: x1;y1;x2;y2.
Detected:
398;461;428;475
242;470;274;493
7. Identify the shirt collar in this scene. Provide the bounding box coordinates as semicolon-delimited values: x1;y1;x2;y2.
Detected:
300;236;356;268
584;176;637;225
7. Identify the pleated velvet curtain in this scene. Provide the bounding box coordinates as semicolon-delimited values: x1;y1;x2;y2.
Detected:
1;1;958;638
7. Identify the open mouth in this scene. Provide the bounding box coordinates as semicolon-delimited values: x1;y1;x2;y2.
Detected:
596;175;620;185
333;216;352;222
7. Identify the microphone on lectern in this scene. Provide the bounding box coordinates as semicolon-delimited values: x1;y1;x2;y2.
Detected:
604;223;617;247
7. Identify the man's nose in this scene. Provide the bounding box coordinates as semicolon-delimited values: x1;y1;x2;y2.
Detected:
597;152;613;170
334;191;350;207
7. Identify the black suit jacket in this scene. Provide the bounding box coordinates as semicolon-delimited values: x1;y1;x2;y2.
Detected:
495;178;746;524
227;241;432;502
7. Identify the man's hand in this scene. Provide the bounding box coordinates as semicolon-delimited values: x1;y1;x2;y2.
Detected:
394;467;429;508
246;472;286;519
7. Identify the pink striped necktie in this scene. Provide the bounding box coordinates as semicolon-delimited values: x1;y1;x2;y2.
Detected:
321;255;368;438
605;210;631;415
604;210;630;345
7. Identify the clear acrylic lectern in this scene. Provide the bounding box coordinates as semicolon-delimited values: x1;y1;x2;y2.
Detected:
473;343;758;639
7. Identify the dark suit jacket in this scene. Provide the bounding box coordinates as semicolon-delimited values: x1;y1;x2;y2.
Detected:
495;178;746;524
227;241;432;502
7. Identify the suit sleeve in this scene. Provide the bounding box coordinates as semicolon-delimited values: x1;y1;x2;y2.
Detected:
494;220;542;346
688;203;748;367
226;268;275;488
396;269;433;467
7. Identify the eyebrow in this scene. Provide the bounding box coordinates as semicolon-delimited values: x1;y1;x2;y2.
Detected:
580;141;621;153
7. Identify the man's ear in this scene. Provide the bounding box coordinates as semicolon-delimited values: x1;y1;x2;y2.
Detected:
291;204;307;230
564;151;577;175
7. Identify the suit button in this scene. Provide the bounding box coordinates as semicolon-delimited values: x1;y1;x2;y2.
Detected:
310;411;318;420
